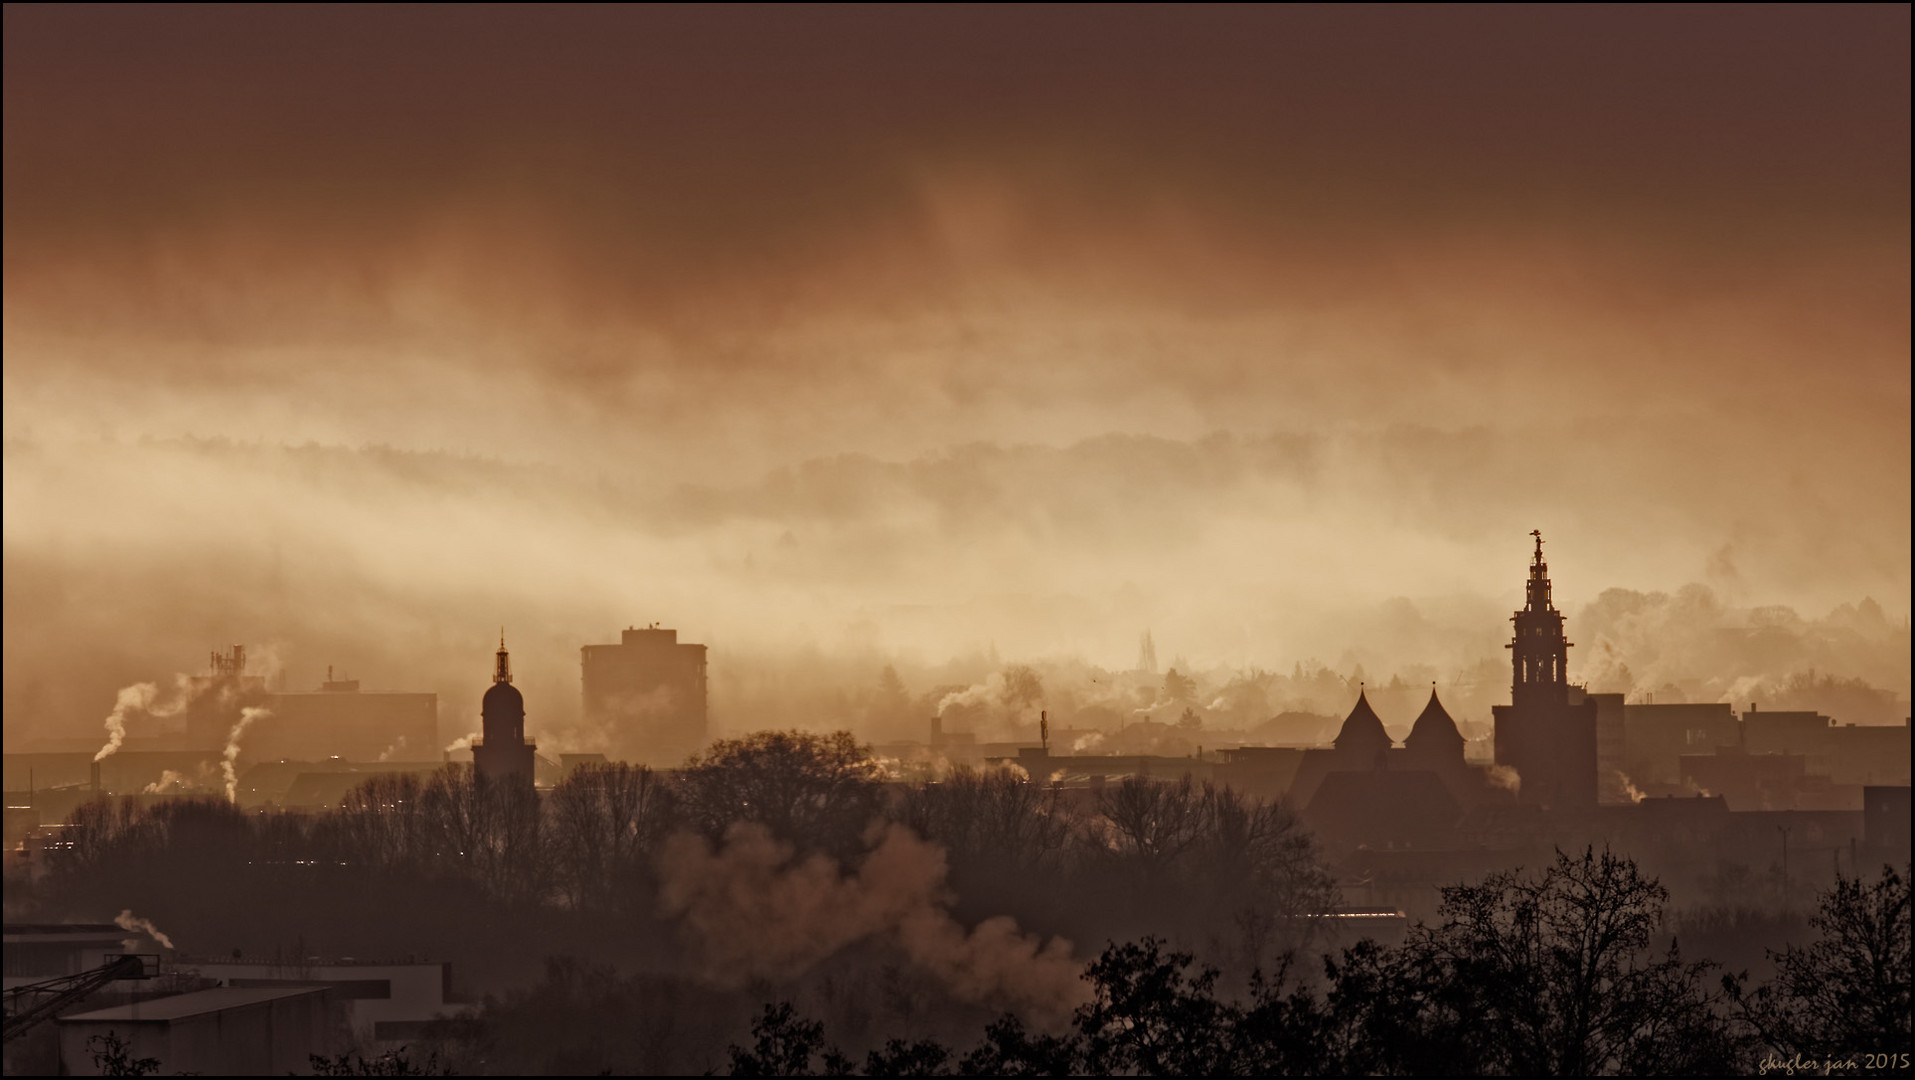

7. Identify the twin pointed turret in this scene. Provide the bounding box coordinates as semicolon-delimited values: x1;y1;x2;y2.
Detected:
1405;685;1465;755
1333;684;1464;758
1334;686;1393;756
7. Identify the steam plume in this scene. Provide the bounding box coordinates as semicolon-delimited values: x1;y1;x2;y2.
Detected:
221;706;271;803
445;732;479;753
94;682;158;763
657;822;1087;1026
1605;769;1647;804
1484;764;1521;794
142;769;189;794
114;909;175;950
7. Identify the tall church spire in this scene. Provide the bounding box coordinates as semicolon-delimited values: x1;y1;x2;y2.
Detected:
494;630;512;685
1524;529;1552;612
1509;531;1571;709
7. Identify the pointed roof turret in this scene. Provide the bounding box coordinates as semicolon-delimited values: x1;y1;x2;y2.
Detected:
1404;685;1465;757
1333;687;1393;756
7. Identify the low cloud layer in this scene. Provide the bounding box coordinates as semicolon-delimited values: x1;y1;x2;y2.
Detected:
3;433;1905;753
4;7;1906;752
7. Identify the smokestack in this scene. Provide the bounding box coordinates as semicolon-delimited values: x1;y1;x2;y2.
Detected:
91;760;101;794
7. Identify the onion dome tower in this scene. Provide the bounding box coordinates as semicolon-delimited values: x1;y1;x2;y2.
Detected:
1333;687;1393;766
473;632;535;785
1404;686;1466;760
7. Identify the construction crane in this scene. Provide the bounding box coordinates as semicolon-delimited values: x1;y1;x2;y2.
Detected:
2;954;154;1043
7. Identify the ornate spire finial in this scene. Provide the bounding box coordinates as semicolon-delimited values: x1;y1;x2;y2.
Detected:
494;631;512;684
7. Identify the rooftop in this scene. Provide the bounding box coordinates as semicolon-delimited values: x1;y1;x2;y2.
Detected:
57;985;327;1023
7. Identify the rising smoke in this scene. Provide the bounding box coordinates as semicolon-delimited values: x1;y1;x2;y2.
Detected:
221;707;271;803
656;822;1087;1027
93;682;157;763
114;909;174;950
142;769;190;795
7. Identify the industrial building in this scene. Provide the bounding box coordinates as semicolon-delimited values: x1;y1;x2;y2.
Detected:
581;625;709;766
180;956;464;1049
56;986;338;1075
255;668;438;766
3;925;146;991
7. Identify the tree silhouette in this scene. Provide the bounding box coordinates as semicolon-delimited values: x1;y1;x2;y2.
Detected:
1356;846;1747;1075
679;730;883;860
1730;863;1912;1066
85;1032;159;1077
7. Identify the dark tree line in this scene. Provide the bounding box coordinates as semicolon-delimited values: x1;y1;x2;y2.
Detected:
23;730;1907;1074
721;855;1911;1077
36;731;1335;971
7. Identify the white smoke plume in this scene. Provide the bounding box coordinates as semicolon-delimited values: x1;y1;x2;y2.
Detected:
657;822;1087;1027
934;666;1046;743
1604;769;1647;804
221;706;271;803
1484;764;1521;794
142;769;190;794
445;732;480;753
93;671;245;765
376;736;409;763
114;909;175;950
94;682;158;763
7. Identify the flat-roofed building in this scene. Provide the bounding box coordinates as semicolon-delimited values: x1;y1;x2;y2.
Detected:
3;924;139;990
183;957;464;1049
57;985;338;1076
581;625;708;766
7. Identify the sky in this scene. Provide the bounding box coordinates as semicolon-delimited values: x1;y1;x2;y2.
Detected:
4;5;1909;749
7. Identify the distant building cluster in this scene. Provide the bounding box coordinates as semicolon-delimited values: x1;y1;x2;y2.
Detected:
0;536;1906;925
989;533;1910;921
3;624;710;823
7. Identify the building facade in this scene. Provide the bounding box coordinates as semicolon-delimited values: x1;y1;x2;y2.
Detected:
580;626;708;766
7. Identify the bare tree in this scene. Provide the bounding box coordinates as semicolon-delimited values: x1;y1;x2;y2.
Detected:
332;773;424;868
1093;776;1209;873
1344;846;1746;1075
676;730;882;859
549;762;675;910
897;766;1071;871
1731;863;1911;1063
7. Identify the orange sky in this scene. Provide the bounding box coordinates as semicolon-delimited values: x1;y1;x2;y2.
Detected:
4;5;1908;747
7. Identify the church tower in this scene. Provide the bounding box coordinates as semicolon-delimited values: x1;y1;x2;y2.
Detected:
472;633;536;785
1511;531;1571;711
1492;533;1597;808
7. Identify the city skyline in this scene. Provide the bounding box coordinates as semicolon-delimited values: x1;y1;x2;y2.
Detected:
3;8;1907;1076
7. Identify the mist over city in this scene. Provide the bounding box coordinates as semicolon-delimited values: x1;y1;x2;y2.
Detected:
4;5;1909;1076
